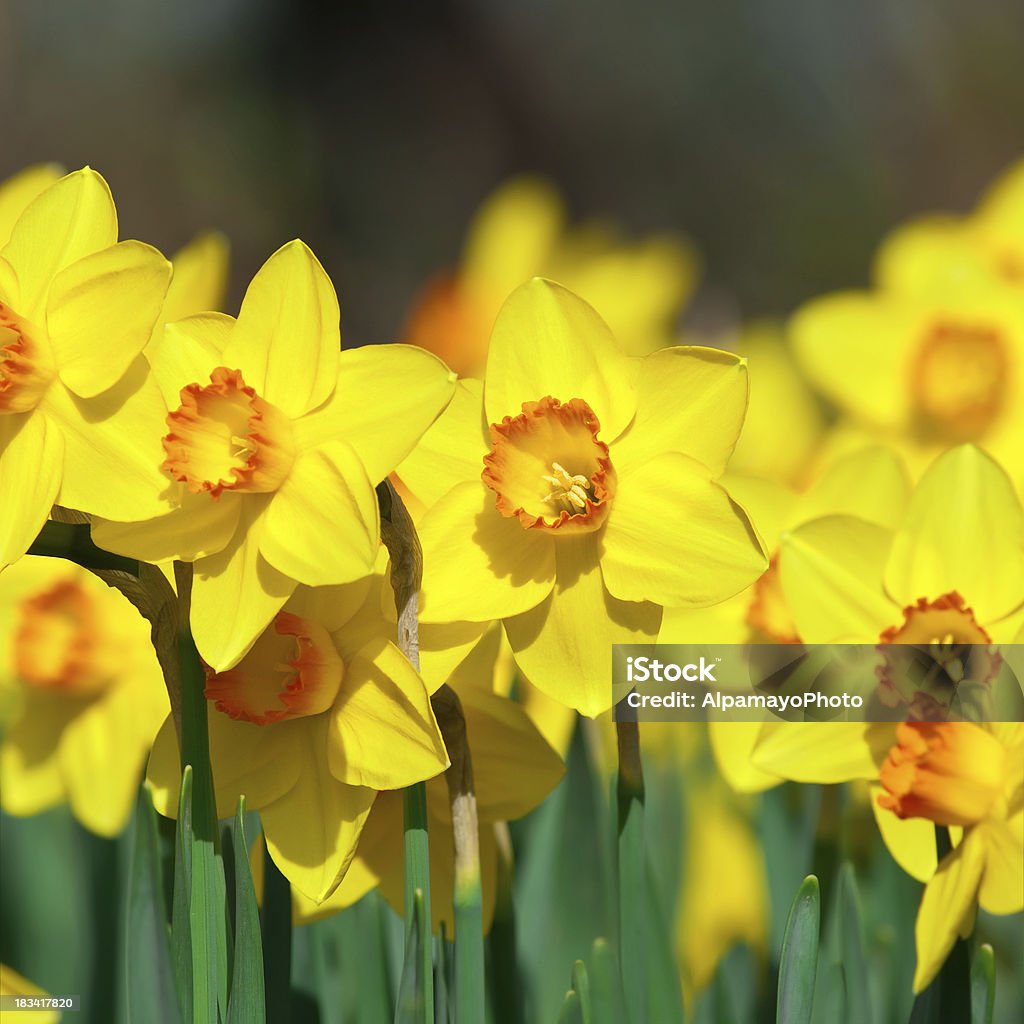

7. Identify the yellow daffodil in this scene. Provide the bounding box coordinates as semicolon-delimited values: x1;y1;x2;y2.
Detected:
157;231;230;333
403;176;698;374
0;164;63;246
748;444;1024;989
94;240;456;670
271;674;564;933
146;574;449;903
0;556;169;837
0;168;172;568
0;964;61;1023
399;279;767;717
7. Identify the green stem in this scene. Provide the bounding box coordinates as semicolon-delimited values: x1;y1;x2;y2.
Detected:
615;719;646;1024
260;843;293;1024
27;519;139;574
488;822;525;1024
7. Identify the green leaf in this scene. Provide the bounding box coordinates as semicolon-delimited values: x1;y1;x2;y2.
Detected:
398;782;434;1022
557;989;584;1024
452;851;485;1024
643;854;684;1022
226;798;265;1024
172;766;194;1024
260;840;293;1024
126;787;183;1024
970;944;995;1024
616;721;646;1024
587;939;627;1024
396;888;430;1024
572;960;593;1024
836;864;873;1024
777;875;820;1024
434;924;450;1024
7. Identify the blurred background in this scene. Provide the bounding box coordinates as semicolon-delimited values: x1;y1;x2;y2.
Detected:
3;0;1024;339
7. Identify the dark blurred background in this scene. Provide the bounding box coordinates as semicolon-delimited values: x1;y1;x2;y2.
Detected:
2;0;1023;338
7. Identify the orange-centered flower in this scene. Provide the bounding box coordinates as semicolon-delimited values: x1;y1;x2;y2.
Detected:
878;721;1007;828
876;592;1001;719
911;321;1007;442
0;304;57;414
482;396;614;533
205;610;343;724
163;367;296;499
13;578;120;697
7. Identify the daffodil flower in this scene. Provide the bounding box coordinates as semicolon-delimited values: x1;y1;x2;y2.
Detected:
404;177;698;374
94;240;456;670
0;556;169;837
748;444;1024;989
0;168;172;568
399;279;767;717
0;164;63;246
146;575;449;903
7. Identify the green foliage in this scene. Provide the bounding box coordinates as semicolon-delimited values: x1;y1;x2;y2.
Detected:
777;875;820;1024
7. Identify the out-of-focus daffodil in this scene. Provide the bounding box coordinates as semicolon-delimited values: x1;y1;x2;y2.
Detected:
749;444;1024;990
0;164;63;246
267;675;564;933
94;240;456;670
158;232;230;332
404;176;698;374
147;574;449;903
0;556;169;837
0;168;172;568
399;279;767;717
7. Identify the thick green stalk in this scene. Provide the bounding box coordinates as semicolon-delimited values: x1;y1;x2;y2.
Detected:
433;685;485;1023
488;822;524;1024
615;719;645;1024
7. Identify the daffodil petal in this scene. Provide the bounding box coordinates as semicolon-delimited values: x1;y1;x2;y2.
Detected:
191;498;298;671
913;835;985;992
504;534;660;717
418;619;493;694
484;278;636;442
47;240;171;397
261;440;378;587
41;363;174;522
869;785;939;882
0;163;63;246
977;811;1024;914
327;638;448;789
601;453;767;607
161;232;229;325
0;412;63;568
262;717;376;903
147;313;236;409
751;721;890;783
0;692;74;816
780;516;896;643
295;344;458;486
392;378;488;508
1;168;117;318
708;722;782;793
611;347;749;475
225;240;339;419
92;492;241;563
418;481;555;623
885;445;1024;622
799;446;912;529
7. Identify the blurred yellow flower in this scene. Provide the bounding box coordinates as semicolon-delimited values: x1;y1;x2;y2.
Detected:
0;963;61;1023
94;240;456;670
0;167;172;568
0;556;169;837
403;176;698;374
0;164;63;246
158;231;230;331
401;279;767;717
147;573;449;904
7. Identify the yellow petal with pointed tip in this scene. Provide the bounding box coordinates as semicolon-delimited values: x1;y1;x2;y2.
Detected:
0;163;63;246
327;638;448;789
504;534;660;717
611;347;748;476
261;716;376;903
977;810;1024;914
751;721;889;783
601;452;767;607
1;168;117;319
93;493;241;564
261;440;378;586
799;446;911;529
869;785;939;883
47;240;171;397
224;240;339;419
147;312;235;409
41;361;173;522
885;445;1024;622
0;412;63;568
913;834;985;991
295;343;457;486
191;498;298;671
418;480;555;623
485;279;636;442
418;619;493;694
780;516;895;643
